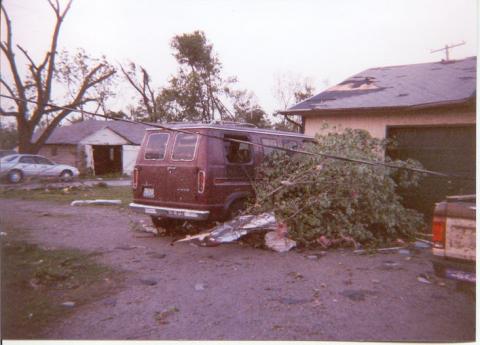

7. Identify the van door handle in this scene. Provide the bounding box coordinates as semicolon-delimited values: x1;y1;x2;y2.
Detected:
167;166;176;173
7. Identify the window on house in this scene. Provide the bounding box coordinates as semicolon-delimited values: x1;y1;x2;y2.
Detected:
144;133;169;160
224;135;252;164
171;133;198;161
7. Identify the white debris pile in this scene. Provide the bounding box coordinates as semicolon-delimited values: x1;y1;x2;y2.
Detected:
175;212;297;252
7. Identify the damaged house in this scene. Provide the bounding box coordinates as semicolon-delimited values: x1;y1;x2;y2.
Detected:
279;56;476;217
36;119;153;175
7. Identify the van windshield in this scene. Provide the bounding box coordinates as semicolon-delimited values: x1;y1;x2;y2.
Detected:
172;133;198;161
145;133;169;160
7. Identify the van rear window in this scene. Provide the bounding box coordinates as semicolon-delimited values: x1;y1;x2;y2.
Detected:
145;133;169;160
172;133;198;161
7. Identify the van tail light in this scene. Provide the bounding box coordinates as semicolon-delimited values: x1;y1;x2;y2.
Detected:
198;170;206;194
133;167;139;189
432;217;446;249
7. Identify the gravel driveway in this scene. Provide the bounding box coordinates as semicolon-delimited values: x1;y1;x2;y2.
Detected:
0;198;475;341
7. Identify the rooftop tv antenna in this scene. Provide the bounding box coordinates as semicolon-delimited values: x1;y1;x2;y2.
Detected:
430;41;465;61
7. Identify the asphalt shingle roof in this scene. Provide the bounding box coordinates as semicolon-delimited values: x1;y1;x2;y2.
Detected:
39;119;153;145
283;56;476;113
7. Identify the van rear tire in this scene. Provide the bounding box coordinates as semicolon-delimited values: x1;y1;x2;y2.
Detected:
228;199;247;219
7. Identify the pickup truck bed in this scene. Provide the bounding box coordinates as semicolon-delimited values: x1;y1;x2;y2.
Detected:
431;195;476;283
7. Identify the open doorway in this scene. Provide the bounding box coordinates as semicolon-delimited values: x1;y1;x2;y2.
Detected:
92;145;123;175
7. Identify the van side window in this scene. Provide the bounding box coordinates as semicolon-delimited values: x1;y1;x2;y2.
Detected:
172;133;198;161
224;135;251;164
145;133;169;160
261;138;280;156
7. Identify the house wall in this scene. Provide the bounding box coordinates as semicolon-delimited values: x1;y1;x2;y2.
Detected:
79;127;129;145
38;144;79;167
304;108;475;138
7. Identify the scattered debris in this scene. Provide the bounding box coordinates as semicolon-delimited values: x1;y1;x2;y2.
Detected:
381;260;401;270
417;273;432;284
194;283;206;291
371;279;381;284
398;249;411;256
307;255;319;260
70;199;122;206
340;289;376;302
115;245;137;251
103;298;117;306
287;271;304;280
155;306;179;325
414;240;432;249
0;232;7;237
149;253;167;259
262;221;296;253
354;246;406;254
175;212;277;246
61;301;76;308
140;278;158;286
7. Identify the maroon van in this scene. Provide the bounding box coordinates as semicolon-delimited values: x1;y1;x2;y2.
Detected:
129;123;313;227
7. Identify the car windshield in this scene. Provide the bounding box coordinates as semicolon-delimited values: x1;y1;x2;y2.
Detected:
0;155;18;162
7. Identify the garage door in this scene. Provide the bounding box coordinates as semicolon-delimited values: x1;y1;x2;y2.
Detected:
386;125;475;220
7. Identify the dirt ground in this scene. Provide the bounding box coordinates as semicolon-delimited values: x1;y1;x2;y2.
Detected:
0;198;476;341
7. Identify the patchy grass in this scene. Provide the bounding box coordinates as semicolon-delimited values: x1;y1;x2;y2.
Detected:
1;240;122;339
0;185;133;206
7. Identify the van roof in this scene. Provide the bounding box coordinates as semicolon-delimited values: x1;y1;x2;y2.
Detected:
145;123;314;139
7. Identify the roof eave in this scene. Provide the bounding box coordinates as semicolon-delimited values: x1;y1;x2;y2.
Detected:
279;96;476;116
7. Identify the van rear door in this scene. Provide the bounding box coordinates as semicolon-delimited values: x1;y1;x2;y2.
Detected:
167;132;201;204
136;131;170;201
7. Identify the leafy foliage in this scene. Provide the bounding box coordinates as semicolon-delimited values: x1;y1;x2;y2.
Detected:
156;30;233;122
253;128;425;248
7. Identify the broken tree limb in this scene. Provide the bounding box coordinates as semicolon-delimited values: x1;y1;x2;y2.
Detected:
353;246;407;254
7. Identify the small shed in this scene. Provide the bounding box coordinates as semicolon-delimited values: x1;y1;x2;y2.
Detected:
279;57;476;218
36;119;153;176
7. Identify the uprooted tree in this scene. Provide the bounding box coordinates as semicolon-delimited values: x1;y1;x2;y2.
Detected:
252;128;425;248
0;0;116;153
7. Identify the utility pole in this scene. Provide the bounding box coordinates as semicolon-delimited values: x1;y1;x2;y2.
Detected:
430;41;465;61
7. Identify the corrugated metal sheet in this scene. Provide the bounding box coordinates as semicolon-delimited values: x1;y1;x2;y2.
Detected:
284;56;476;113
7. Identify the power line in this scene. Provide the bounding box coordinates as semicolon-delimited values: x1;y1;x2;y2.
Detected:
0;94;474;181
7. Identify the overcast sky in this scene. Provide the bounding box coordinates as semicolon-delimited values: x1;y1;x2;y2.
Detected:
1;0;478;117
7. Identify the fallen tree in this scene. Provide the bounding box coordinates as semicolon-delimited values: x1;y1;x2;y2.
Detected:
252;128;425;248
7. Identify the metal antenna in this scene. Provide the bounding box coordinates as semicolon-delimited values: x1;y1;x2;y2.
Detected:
430;41;465;61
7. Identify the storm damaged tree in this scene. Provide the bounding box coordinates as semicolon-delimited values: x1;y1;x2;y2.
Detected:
120;62;158;122
0;1;116;153
156;31;235;122
253;128;425;248
272;73;315;131
227;89;272;128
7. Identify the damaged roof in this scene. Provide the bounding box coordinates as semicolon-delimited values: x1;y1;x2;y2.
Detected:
281;56;476;114
37;119;153;145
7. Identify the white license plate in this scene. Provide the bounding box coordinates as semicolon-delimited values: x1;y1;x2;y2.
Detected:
143;187;154;198
145;208;156;215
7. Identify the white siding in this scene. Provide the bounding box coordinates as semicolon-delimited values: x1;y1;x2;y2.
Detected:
80;127;129;145
122;145;139;175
